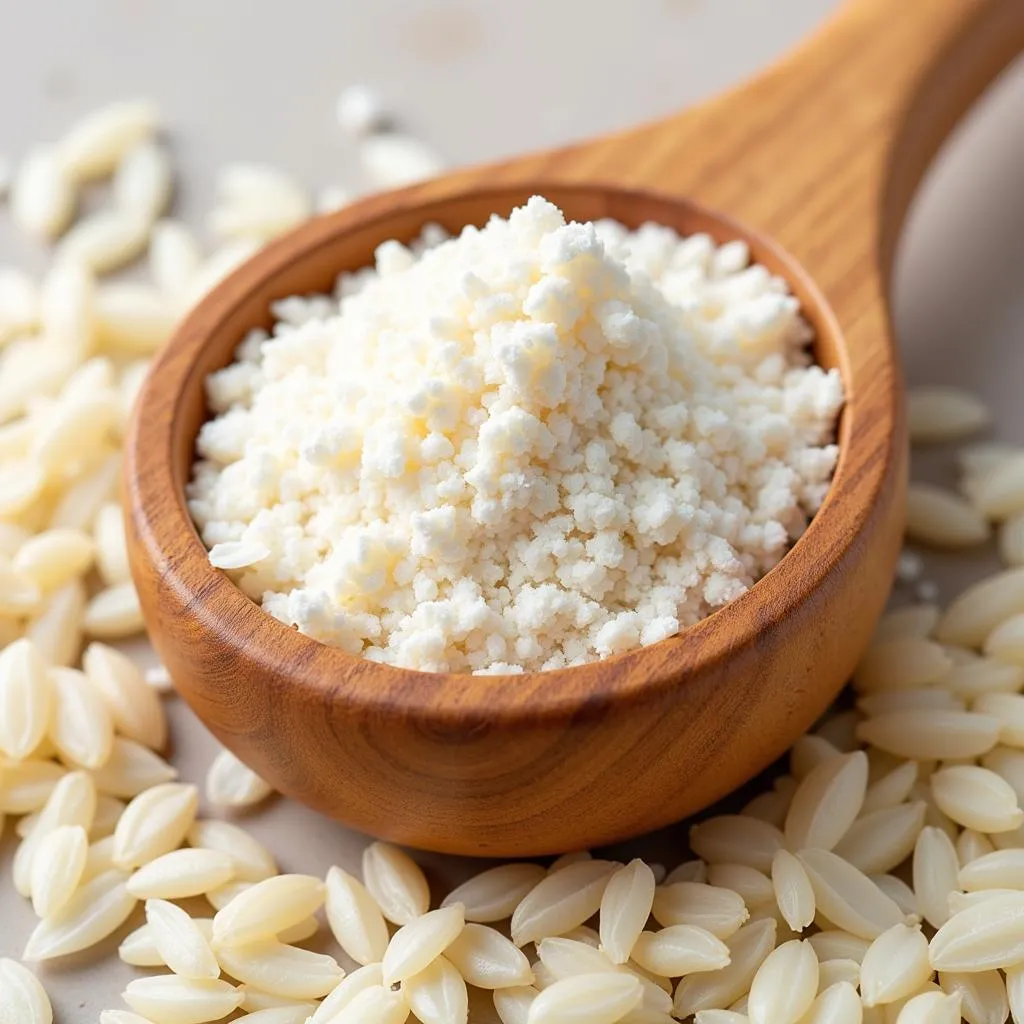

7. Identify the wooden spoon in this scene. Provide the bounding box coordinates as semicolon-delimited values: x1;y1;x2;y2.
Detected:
126;0;1024;856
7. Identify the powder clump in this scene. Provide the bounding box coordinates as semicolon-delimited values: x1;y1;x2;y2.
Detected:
188;196;842;673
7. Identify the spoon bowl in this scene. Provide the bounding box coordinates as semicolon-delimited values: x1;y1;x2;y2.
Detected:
126;0;1023;855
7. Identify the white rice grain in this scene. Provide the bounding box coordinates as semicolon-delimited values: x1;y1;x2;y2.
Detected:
112;782;198;869
852;639;952;692
403;955;468;1024
651;881;749;938
0;958;53;1024
26;581;85;667
690;817;785;874
856;710;1000;760
872;605;940;645
630;925;730;978
381;903;465;985
930;765;1024;833
92;737;177;797
96;283;178;354
861;761;920;814
907;386;989;443
213;941;343;1000
59;99;159;180
784;750;867;851
359;134;444;189
797;981;861;1024
13;529;96;593
30;824;88;918
122;975;242;1024
23;869;136;961
187;820;276;884
859;923;931;1006
305;962;383;1024
10;147;76;239
83;581;145;639
446;922;533;989
149;220;202;300
673;919;778;1018
905;484;989;547
57;211;151;275
113;141;172;221
48;666;114;770
441;863;547;923
746;939;818;1024
796;849;904;940
832;801;927;874
320;984;408;1024
929;891;1024;971
938;969;1008;1024
771;850;815;932
145;899;220;980
599;859;656;964
937;568;1024;647
525;973;641;1024
127;847;235;899
212;874;325;947
510;859;616;947
205;747;274;808
958;848;1024;891
0;638;52;759
83;641;167;750
325;864;389;966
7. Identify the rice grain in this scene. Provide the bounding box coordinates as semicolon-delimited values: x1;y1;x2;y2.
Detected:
403;955;468;1024
145;899;220;980
784;751;867;851
30;823;88;918
441;863;547;923
205;748;273;808
600;859;656;964
213;940;343;1000
122;975;242;1024
672;919;777;1018
212;874;325;947
445;922;533;989
127;848;235;899
112;782;198;869
324;864;389;966
0;958;53;1024
381;902;465;985
23;869;136;961
859;923;931;1006
907;386;989;443
746;939;818;1024
930;765;1024;833
525;972;642;1024
510;859;616;947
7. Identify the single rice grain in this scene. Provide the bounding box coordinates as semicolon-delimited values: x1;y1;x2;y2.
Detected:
403;955;469;1024
324;864;389;966
145;899;220;980
510;859;616;947
447;923;533;989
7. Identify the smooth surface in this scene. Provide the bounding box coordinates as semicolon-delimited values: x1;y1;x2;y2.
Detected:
0;0;1022;1017
126;0;1023;856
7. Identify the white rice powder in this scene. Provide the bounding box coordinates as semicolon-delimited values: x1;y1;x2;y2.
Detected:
189;196;843;673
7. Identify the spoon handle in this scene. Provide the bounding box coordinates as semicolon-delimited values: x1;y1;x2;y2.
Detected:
568;0;1024;262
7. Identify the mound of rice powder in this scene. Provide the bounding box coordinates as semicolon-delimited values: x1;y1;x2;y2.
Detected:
189;196;843;673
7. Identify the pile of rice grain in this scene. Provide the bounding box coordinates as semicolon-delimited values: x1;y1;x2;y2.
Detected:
5;97;1024;1024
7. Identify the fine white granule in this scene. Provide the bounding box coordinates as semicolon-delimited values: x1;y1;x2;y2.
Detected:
188;196;842;674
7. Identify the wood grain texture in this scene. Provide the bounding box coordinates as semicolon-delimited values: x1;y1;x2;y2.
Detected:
126;0;1024;855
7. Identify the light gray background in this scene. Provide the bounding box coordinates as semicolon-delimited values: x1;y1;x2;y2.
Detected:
0;0;1022;1019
